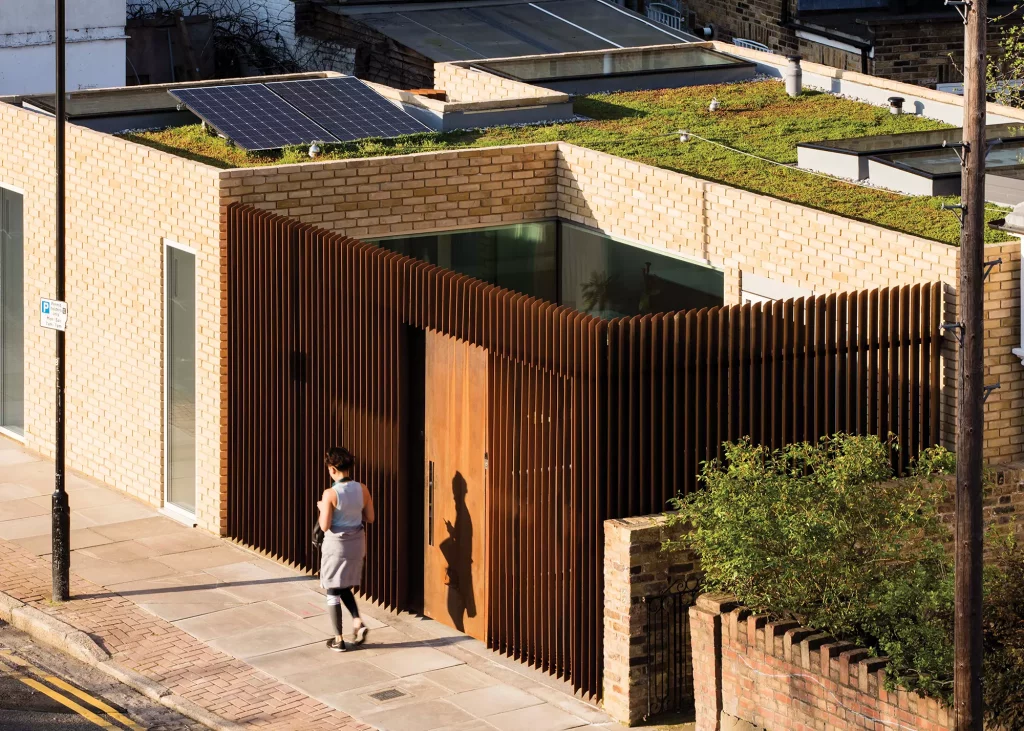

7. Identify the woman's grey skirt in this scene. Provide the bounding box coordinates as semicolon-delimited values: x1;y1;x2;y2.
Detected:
319;527;365;590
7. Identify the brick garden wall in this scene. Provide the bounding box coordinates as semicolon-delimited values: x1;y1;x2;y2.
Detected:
937;469;1024;551
601;473;1024;726
690;593;956;731
603;516;701;726
0;102;226;533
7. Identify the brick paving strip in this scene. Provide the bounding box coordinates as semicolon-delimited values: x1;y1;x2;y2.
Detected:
0;537;368;730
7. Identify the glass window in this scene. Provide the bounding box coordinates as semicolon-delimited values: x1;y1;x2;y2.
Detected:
372;220;723;319
165;244;196;514
0;187;24;436
377;221;558;303
560;222;723;318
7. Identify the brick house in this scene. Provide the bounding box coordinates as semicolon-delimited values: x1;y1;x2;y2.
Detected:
0;44;1022;701
679;0;1019;88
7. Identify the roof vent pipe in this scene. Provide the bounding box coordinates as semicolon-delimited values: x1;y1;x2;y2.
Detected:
784;55;802;97
888;96;905;115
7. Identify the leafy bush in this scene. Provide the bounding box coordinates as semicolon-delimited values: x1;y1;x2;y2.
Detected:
664;435;957;698
667;434;1024;721
984;533;1024;730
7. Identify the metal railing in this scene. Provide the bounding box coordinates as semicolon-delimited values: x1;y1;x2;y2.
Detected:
733;38;773;53
646;2;684;31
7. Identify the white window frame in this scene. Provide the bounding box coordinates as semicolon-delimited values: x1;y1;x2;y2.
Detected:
0;181;26;443
162;239;198;527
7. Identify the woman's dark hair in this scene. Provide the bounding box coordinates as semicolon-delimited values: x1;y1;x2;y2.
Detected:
324;446;355;474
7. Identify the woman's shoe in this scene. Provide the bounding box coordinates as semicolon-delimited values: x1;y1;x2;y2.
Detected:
326;637;348;652
353;625;369;646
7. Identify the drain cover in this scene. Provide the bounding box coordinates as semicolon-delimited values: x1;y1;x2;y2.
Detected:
369;688;406;702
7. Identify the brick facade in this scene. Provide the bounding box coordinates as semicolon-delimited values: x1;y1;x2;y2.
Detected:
219;144;561;238
294;1;434;90
4;58;1024;542
0;101;226;534
434;63;567;105
690;593;955;731
557;142;1022;461
686;0;1008;88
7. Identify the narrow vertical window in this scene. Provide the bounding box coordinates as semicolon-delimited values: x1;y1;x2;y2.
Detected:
165;243;196;515
0;186;24;437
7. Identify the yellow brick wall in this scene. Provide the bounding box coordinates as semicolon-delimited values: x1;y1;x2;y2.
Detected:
0;102;226;533
3;105;1021;533
556;142;1023;462
433;63;563;104
218;144;560;238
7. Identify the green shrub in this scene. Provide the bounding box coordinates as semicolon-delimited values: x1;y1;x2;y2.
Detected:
984;532;1024;730
665;435;956;698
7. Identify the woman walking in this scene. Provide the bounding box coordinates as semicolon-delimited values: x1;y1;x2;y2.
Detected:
317;446;375;652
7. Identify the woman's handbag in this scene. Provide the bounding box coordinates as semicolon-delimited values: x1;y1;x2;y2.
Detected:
312;521;325;549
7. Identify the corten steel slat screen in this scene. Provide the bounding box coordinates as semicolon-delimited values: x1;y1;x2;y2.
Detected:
227;204;942;698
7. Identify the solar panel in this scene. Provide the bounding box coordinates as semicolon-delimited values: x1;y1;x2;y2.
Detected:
265;77;430;142
170;76;431;152
170;84;333;151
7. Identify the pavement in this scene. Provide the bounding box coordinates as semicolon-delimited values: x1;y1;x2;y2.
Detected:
0;619;204;730
0;436;624;731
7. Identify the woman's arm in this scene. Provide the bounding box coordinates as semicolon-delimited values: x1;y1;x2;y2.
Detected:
317;488;336;532
362;484;375;524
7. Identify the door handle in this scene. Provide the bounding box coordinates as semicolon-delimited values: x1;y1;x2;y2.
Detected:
427;460;435;547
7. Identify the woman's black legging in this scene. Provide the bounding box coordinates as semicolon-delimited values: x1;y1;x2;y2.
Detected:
326;587;360;636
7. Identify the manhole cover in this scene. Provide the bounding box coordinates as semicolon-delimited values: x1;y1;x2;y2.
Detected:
368;688;407;702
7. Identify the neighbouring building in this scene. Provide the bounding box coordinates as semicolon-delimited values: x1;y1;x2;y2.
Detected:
129;0;356;81
294;0;697;89
1;42;1022;708
0;0;127;95
663;0;1019;89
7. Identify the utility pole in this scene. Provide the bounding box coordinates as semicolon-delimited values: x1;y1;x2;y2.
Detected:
955;0;986;725
51;0;70;602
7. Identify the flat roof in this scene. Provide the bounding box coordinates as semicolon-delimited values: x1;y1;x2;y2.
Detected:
12;72;337;119
800;122;1024;156
473;45;750;83
122;78;1014;246
334;0;696;61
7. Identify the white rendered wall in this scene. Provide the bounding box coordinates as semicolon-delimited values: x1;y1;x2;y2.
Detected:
0;0;126;95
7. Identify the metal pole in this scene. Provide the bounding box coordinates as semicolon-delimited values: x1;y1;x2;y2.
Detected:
955;0;986;726
51;0;70;603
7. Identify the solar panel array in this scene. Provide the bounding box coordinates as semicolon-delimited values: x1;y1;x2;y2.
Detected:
170;77;431;151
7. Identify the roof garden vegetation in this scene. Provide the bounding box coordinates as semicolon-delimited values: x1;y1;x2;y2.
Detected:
122;79;1012;245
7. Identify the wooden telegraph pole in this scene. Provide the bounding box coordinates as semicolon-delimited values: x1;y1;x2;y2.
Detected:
954;0;986;725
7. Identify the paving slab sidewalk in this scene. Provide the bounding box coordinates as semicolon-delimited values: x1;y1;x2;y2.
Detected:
0;438;623;731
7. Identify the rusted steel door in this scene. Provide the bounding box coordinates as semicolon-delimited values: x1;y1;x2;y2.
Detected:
423;329;489;641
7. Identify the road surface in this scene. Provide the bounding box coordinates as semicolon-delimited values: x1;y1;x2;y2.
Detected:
0;620;203;730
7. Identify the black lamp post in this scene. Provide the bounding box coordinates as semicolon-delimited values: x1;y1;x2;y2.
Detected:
51;0;70;603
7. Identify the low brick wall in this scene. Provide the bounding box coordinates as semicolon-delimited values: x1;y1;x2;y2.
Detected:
690;594;954;731
603;516;701;726
434;62;566;105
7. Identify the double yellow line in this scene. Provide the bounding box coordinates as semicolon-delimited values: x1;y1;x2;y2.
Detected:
0;650;145;730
